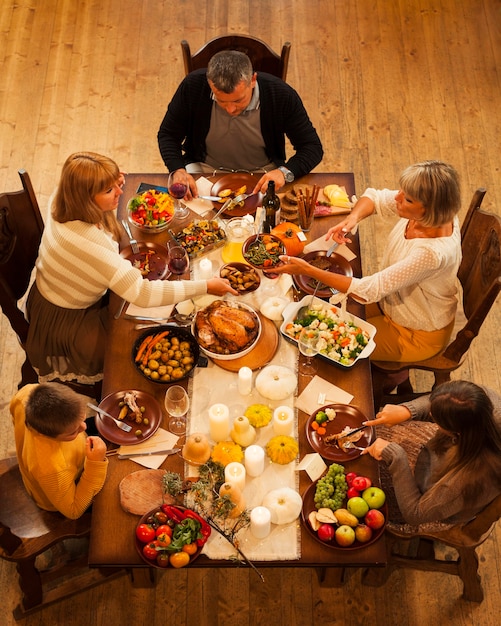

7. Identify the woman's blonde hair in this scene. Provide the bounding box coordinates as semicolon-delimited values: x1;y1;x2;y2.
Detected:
52;151;122;240
399;160;461;227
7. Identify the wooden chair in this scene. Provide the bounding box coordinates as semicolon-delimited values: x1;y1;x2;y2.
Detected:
362;492;501;602
181;34;291;81
372;188;501;406
0;457;124;618
0;170;101;398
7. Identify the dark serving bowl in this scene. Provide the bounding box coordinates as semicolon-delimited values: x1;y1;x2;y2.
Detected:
241;233;285;272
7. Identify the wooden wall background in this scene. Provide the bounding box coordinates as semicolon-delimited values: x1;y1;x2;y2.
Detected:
1;0;500;624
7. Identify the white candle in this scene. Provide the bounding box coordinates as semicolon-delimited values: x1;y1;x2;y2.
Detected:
208;403;230;442
273;405;294;436
250;506;271;539
244;445;265;477
224;462;246;491
237;366;252;395
199;258;213;280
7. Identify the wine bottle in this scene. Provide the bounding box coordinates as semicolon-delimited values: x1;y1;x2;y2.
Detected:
262;181;281;233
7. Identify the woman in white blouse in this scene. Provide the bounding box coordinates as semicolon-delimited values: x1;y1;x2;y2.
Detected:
273;161;461;362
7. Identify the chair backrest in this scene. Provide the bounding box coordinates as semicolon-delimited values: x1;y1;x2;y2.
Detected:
0;170;44;344
181;35;291;81
443;189;501;363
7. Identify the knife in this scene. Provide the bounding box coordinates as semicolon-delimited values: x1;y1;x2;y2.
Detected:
326;241;340;257
338;425;368;438
199;195;224;202
117;448;181;459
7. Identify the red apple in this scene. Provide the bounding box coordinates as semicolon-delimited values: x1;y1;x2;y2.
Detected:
335;525;356;547
345;472;357;486
362;486;386;510
355;523;373;543
347;486;361;499
352;475;372;491
317;523;335;543
365;509;385;530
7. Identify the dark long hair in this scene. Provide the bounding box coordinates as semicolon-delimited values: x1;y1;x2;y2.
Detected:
429;380;501;472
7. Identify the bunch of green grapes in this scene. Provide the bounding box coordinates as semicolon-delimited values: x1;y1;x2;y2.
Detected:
314;463;348;511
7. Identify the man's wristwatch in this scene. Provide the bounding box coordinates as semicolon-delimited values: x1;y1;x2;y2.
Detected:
278;166;294;183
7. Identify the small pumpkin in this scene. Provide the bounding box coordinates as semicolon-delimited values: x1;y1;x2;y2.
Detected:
219;482;245;518
230;415;257;447
271;222;305;256
244;404;273;428
260;296;289;321
211;440;244;466
266;435;299;465
262;487;303;525
255;365;297;401
182;432;211;465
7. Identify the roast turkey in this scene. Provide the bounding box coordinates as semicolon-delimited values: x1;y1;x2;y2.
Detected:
194;301;259;354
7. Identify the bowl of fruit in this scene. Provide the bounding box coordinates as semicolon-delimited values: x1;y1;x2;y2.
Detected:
301;463;387;550
135;504;211;569
127;189;175;232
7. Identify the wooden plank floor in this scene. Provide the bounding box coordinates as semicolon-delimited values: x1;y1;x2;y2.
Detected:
1;1;500;624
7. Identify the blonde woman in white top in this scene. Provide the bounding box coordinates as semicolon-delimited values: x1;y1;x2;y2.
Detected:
26;151;236;384
273;161;461;362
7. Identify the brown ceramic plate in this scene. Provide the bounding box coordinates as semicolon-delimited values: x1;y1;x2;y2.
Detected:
135;505;204;568
96;389;163;446
219;262;261;294
301;480;386;550
120;242;171;280
210;173;262;217
293;250;353;298
241;233;285;275
306;404;373;461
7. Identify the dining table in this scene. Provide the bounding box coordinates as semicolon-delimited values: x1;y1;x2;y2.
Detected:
87;171;386;586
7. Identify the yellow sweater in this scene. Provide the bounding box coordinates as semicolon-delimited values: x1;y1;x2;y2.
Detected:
11;385;108;519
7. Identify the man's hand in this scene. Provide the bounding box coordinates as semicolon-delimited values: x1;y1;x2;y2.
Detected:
253;168;287;194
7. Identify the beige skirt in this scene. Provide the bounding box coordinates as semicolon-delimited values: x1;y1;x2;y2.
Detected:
26;282;108;384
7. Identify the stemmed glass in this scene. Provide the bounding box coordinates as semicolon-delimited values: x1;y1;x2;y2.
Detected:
168;171;190;220
165;385;190;435
167;244;190;280
298;328;320;377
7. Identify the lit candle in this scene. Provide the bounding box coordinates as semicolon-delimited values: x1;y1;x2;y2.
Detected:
273;405;294;436
199;258;213;280
244;445;265;477
224;462;246;492
208;403;230;442
250;506;271;539
237;366;252;395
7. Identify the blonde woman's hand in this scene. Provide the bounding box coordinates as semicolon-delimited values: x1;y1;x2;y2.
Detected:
363;404;412;428
361;437;390;460
206;277;239;296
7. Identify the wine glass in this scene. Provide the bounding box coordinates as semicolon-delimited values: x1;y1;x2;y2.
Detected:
298;328;319;377
168;171;190;220
168;245;190;280
165;385;190;435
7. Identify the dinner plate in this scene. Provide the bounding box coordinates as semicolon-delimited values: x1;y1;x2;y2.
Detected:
210;173;262;217
96;389;163;445
120;242;171;280
306;404;373;461
301;481;386;550
293;250;353;299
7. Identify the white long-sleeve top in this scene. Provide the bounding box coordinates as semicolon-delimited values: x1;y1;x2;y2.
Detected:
347;188;461;331
35;217;208;308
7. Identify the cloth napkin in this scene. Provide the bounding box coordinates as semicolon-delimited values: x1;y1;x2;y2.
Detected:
117;428;180;469
125;302;174;320
181;176;217;216
303;236;357;262
295;375;354;416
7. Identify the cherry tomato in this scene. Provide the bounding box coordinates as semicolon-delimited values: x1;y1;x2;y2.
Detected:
154;510;168;525
169;551;190;568
136;523;155;543
182;542;198;555
142;541;159;560
156;533;171;548
156;552;170;568
155;524;173;538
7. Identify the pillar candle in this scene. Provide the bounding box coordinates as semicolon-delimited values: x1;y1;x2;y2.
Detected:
198;258;213;280
208;403;230;442
224;462;246;492
244;445;265;477
250;506;271;539
273;405;294;436
237;366;252;395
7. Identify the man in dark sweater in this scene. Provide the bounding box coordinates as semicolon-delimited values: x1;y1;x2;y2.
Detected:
158;50;323;197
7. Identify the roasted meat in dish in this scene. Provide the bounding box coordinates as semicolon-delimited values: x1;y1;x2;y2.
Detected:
324;426;364;452
194;301;259;354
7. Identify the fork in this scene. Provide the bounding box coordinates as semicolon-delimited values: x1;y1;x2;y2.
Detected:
121;219;139;254
87;403;132;432
343;441;366;452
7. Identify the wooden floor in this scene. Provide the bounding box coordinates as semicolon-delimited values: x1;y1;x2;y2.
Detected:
1;0;500;624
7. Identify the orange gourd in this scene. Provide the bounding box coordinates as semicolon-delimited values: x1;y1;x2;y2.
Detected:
271;222;305;256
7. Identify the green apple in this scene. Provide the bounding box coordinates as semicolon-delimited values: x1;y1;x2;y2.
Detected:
335;524;356;547
362;486;386;510
347;496;369;518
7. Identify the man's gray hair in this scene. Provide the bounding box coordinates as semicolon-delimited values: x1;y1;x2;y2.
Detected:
207;50;253;92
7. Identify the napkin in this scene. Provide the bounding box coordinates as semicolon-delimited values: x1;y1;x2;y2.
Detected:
295;375;354;415
181;177;217;216
118;428;180;468
303;236;357;262
125;302;174;320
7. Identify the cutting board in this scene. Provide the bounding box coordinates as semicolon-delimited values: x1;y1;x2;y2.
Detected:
119;469;175;515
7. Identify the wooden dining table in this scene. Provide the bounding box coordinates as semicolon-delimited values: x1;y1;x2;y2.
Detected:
87;171;386;585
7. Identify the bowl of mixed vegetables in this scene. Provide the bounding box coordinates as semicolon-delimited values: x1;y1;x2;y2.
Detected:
280;296;377;368
241;233;285;272
127;189;175;231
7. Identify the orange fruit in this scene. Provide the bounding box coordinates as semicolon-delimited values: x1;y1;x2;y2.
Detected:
169;551;190;568
182;542;198;555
